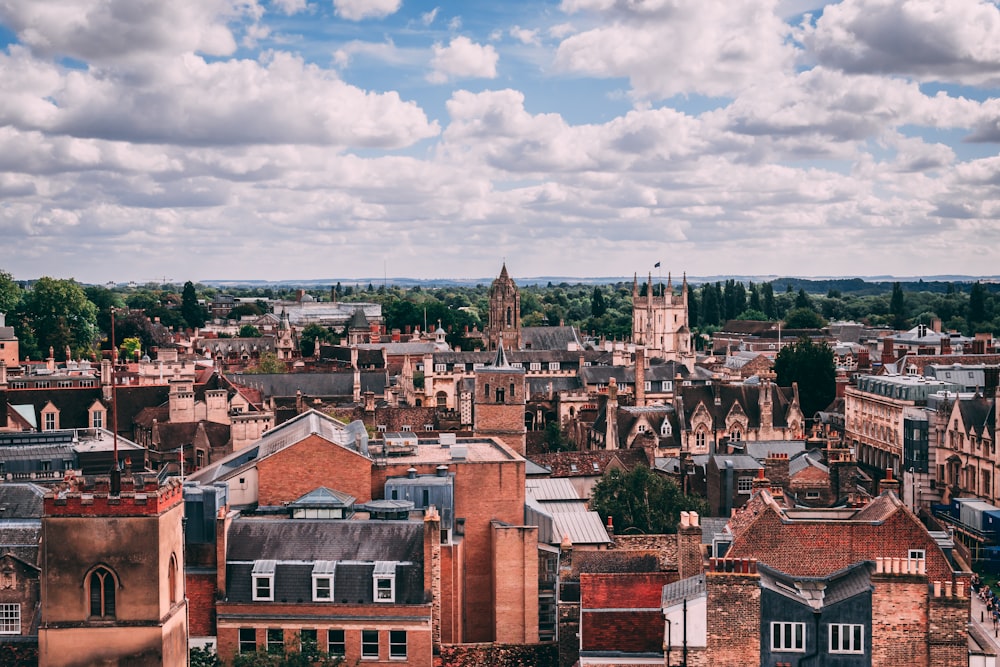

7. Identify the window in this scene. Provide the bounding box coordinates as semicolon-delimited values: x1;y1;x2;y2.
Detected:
661;421;672;437
730;430;742;442
401;425;411;432
238;628;257;653
374;561;396;602
495;388;505;402
362;629;379;659
829;623;863;654
377;425;387;433
434;364;446;372
312;561;335;601
58;380;73;388
390;630;407;659
805;491;821;499
737;476;753;494
92;410;103;429
44;413;56;431
424;424;433;431
529;362;541;371
300;629;318;658
908;549;926;562
0;604;19;635
327;629;345;655
696;431;706;449
168;554;179;604
662;381;673;392
266;628;283;653
548;362;560;371
771;622;805;652
252;560;275;601
638;424;647;433
89;567;116;618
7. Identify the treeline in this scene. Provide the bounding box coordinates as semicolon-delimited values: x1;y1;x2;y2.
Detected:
3;269;999;363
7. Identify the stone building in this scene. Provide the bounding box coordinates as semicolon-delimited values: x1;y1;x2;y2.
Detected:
485;264;521;351
631;273;693;368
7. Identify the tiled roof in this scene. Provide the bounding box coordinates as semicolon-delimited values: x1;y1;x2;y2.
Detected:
226;372;387;399
529;449;648;478
0;520;41;567
521;326;582;351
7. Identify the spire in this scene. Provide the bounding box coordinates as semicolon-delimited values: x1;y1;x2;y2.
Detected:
647;272;653;304
492;340;510;368
632;273;638;298
682;272;688;294
499;263;509;280
667;272;673;290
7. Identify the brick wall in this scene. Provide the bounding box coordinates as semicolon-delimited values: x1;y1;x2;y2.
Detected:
186;571;217;637
256;433;373;506
491;522;539;644
608;534;678;571
928;589;969;667
705;572;760;667
871;575;928;667
580;572;674;654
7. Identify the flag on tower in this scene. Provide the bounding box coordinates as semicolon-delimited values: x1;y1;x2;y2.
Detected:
654;262;661;268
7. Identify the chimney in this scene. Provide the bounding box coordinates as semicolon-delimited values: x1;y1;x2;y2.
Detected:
423;506;442;649
605;515;614;536
879;468;901;496
605;377;619;449
880;335;896;367
941;337;952;355
677;511;704;579
751;466;771;491
635;347;646;407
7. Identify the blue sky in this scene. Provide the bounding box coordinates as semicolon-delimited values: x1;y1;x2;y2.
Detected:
0;0;998;284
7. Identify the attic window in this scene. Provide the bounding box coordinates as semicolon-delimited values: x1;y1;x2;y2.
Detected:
401;425;411;432
592;462;600;472
530;363;541;371
661;421;672;437
312;561;336;602
252;560;276;601
377;425;387;433
570;464;578;473
373;561;396;603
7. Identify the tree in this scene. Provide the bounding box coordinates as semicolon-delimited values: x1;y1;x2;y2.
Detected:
590;466;709;535
227;303;263;320
969;281;987;329
543;422;572;453
773;336;836;419
239;325;262;338
246;352;286;374
190;644;223;667
182;281;206;328
299;323;334;357
591;286;607;318
119;337;142;360
782;307;826;329
761;282;776;320
84;285;124;344
889;282;907;330
0;269;21;315
18;277;98;360
794;288;813;311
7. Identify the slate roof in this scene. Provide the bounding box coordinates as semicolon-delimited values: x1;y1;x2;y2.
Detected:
0;483;45;519
0;520;41;567
677;383;798;430
521;326;582;351
757;561;873;609
226;372;387;399
224;517;425;605
662;574;706;608
958;394;995;439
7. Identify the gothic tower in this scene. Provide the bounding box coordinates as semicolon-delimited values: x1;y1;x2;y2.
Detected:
473;344;527;456
39;476;188;667
631;271;693;368
486;264;521;351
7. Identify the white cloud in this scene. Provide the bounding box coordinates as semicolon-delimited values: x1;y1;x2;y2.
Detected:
510;26;540;45
427;37;498;84
803;0;1000;85
0;0;248;63
421;7;439;26
553;0;797;99
271;0;307;14
333;0;400;21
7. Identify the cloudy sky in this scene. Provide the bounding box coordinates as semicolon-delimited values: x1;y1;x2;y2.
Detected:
1;0;999;285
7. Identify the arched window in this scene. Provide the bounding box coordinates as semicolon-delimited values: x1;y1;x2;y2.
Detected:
168;554;179;605
495;388;505;403
484;383;490;399
506;307;512;326
89;566;117;618
730;429;742;442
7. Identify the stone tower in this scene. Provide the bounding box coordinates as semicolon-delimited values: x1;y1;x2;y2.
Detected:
486;264;521;351
473;343;527;455
631;271;693;368
38;476;188;667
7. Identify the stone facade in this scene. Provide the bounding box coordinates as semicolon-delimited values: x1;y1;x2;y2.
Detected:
485;265;521;351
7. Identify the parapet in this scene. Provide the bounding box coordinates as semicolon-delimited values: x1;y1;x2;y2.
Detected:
708;557;758;574
44;475;184;517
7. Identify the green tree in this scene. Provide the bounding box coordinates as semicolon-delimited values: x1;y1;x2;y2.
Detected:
543;422;572;453
969;281;987;329
794;288;813;311
736;309;768;321
0;269;21;315
84;285;125;344
591;286;607;318
299;323;335;357
228;303;263;320
782;307;826;329
18;277;98;360
120;336;142;360
773;336;836;419
889;282;907;330
590;466;709;535
190;644;223;667
761;282;776;319
246;352;286;374
182;281;206;328
239;325;262;338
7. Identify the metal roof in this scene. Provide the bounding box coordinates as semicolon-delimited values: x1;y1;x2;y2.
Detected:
526;477;581;502
552;511;612;546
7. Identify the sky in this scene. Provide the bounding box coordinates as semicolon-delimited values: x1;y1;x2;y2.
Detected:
1;0;999;285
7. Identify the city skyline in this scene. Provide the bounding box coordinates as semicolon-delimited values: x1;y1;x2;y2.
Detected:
1;0;999;284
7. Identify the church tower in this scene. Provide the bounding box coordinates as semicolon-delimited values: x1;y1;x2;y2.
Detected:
631;271;693;368
39;476;188;666
486;264;521;351
473;344;527;455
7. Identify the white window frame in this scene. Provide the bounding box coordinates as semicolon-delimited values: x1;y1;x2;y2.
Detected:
661;380;672;392
377;425;387;433
548;362;560;371
361;629;379;658
771;621;805;652
401;425;411;432
238;628;256;653
43;413;56;431
737;476;753;494
312;561;335;602
828;623;864;654
374;561;396;602
91;410;104;430
0;603;19;635
908;548;925;562
252;560;275;601
434;364;447;373
644;381;651;391
529;362;541;371
661;421;672;437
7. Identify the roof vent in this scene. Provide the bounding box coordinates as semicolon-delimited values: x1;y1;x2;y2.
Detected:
436;464;448;477
407;467;417;479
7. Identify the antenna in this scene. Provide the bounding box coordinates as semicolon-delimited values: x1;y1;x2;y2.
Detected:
109;307;121;496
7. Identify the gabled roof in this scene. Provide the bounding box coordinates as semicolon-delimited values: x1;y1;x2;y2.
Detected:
758;561;873;610
662;574;706;609
521;326;582;351
529;449;648;478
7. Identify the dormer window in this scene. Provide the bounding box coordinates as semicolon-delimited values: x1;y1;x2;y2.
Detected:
312;561;336;602
661;421;672;437
252;560;276;601
373;561;396;603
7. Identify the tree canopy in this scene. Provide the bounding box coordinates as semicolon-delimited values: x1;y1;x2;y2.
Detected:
17;277;98;360
590;465;709;535
773;336;836;419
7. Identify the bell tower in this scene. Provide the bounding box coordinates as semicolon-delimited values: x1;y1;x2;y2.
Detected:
473;344;527;455
486;264;521;351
